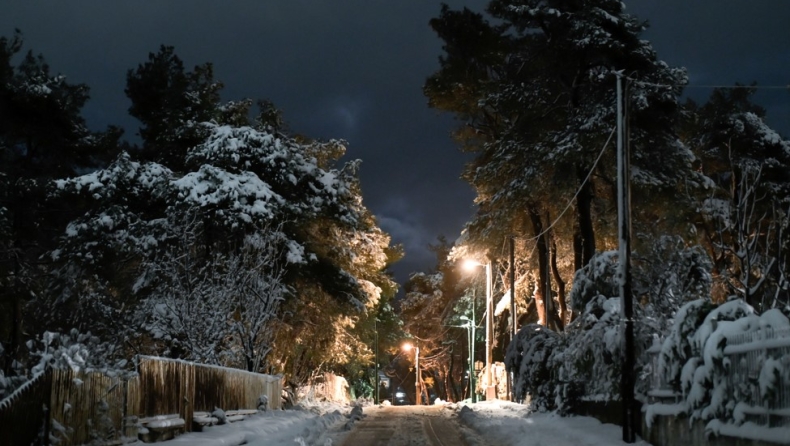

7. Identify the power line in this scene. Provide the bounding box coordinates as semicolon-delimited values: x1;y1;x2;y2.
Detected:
684;85;790;90
515;126;616;243
625;76;790;91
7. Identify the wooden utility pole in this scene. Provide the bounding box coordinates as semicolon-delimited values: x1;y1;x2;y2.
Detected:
508;237;516;401
617;73;636;443
510;237;516;337
485;262;495;400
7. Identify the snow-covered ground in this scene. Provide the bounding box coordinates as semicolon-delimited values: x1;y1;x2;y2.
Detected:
126;400;650;445
455;400;650;446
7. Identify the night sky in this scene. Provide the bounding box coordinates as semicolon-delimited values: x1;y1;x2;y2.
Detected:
2;1;788;285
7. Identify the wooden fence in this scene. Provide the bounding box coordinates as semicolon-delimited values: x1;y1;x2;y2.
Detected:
49;369;129;445
133;356;281;427
0;357;282;445
0;371;52;446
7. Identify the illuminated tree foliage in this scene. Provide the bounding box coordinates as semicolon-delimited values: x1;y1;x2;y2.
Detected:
0;41;400;392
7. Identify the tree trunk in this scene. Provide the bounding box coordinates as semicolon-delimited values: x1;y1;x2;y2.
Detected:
576;166;596;268
550;237;567;327
573;228;583;273
527;206;549;326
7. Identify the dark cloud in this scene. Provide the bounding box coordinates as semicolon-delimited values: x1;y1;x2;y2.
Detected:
3;0;788;286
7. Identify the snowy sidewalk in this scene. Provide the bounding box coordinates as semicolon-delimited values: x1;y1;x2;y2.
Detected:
456;400;651;446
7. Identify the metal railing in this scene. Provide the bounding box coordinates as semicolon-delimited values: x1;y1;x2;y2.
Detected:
647;326;790;427
724;327;790;427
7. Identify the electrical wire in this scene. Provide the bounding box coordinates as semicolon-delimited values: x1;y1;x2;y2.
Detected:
515;126;616;243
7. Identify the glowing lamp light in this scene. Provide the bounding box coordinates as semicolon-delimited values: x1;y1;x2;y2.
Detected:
462;259;484;272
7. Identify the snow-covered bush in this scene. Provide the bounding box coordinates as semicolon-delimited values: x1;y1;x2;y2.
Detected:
511;245;712;413
505;324;560;410
657;299;717;391
552;296;624;403
655;298;790;423
569;251;619;315
25;329;127;376
634;236;712;322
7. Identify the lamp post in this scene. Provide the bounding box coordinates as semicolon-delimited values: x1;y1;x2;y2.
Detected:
403;342;421;405
463;259;496;400
460;315;476;402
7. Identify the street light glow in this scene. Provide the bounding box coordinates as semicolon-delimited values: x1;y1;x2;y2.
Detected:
462;259;484;272
402;342;413;352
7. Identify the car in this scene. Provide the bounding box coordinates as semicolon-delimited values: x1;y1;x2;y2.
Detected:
392;387;409;406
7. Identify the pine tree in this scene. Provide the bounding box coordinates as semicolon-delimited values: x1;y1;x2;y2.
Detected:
0;31;120;372
425;0;695;326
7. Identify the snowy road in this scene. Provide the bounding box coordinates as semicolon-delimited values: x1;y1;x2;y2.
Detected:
341;405;478;446
157;401;649;445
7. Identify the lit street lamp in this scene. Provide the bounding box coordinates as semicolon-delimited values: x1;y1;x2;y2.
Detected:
402;342;421;405
463;259;496;400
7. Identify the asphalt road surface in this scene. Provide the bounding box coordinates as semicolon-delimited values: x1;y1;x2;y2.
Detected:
341;405;482;446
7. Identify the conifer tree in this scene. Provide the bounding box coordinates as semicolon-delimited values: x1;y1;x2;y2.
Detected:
0;32;120;372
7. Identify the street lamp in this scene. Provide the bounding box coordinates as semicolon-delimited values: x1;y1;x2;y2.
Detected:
462;259;496;400
402;342;421;405
459;315;476;403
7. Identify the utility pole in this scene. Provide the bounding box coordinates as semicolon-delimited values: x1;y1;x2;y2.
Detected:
375;318;379;405
471;288;477;403
509;237;516;338
485;261;495;400
545;239;552;330
508;237;515;401
617;73;636;443
415;346;421;406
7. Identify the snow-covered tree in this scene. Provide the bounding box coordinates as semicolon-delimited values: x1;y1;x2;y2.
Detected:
37;46;399;384
425;0;697;329
687;87;790;309
0;31;120;373
136;216;289;372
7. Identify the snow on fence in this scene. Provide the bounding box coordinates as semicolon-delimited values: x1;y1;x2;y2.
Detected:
0;357;282;445
135;355;282;428
723;326;790;427
0;371;52;446
648;327;790;427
